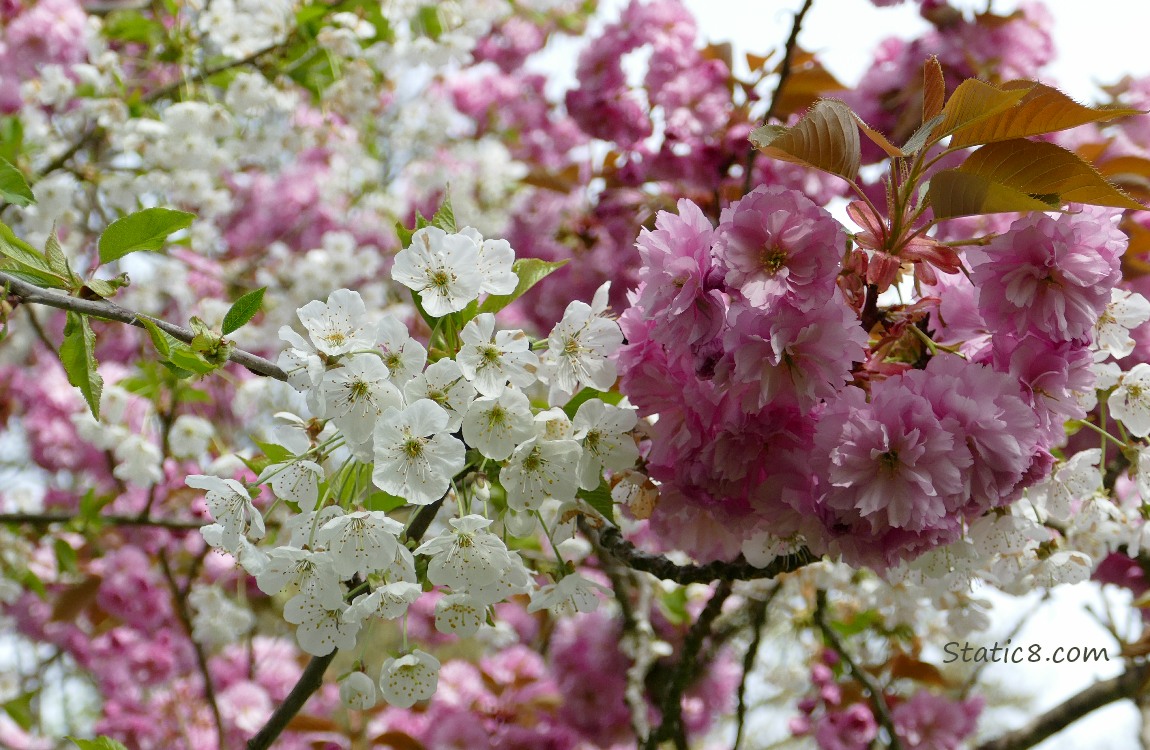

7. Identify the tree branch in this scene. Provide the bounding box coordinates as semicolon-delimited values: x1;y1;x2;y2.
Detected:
593;522;818;584
159;550;225;750
246;651;337;750
976;662;1150;750
245;498;445;750
644;580;733;750
815;589;903;750
743;0;816;193
1;270;286;380
0;512;204;530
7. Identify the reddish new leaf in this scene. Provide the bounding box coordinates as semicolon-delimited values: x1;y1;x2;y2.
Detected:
750;99;861;181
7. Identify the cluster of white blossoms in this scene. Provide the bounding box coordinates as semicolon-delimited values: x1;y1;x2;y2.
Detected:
185;223;637;710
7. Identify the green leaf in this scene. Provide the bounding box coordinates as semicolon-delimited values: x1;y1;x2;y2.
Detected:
0;116;24;165
54;538;78;573
927;169;1057;219
44;229;75;283
562;388;624;419
221;286;266;335
577;480;614;523
102;9;166;43
949;80;1143;148
0;263;67;288
430;193;456;233
82;273;131;299
395;220;414;248
478;258;569;315
67;737;129;750
414;5;443;39
137;317;177;358
254;440;292;464
956;138;1143;211
0;157;34;207
750;98;861;182
365;490;406;512
60;312;103;419
901;113;946;156
3;693;35;732
97;207;195;265
167;345;218;375
0;222;55;276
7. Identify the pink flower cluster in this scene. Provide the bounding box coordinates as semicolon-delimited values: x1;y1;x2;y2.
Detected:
791;652;983;750
0;0;89;112
617;189;1059;568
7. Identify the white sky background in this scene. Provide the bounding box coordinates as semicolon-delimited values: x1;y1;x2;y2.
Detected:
553;1;1150;748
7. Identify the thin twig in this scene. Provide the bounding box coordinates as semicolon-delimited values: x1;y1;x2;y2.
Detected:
734;588;778;750
159;550;225;750
0;512;204;530
976;662;1150;750
815;589;903;750
2;270;286;380
743;0;816;194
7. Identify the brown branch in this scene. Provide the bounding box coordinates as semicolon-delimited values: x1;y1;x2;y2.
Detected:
0;512;204;530
159;550;225;749
593;522;818;584
644;580;733;750
246;650;337;750
1;270;286;380
977;662;1150;750
734;589;778;750
245;499;445;750
743;0;816;194
815;589;903;750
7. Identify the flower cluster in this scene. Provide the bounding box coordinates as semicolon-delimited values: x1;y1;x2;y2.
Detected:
184;222;634;710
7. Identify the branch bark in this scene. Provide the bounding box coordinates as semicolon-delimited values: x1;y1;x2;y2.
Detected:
1;270;286;380
976;662;1150;750
245;497;445;750
593;521;817;584
0;512;204;530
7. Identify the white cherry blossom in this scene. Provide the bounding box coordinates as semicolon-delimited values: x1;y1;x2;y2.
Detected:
379;650;440;708
1094;288;1150;361
501;436;582;512
415;515;514;590
461;227;518;295
462;388;534;461
255;547;343;607
456;313;538;397
283;593;359;656
318;511;405;579
296;288;372;357
526;573;609;616
1109;363;1150;437
339;672;377;710
344;581;423;623
258;459;324;511
572;400;639;490
404;358;476;432
186;474;265;552
434;593;486;637
169;414;215;459
373;400;466;505
392;226;482;316
545;297;624;399
278;326;325;397
322;354;403;444
375;315;428;386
